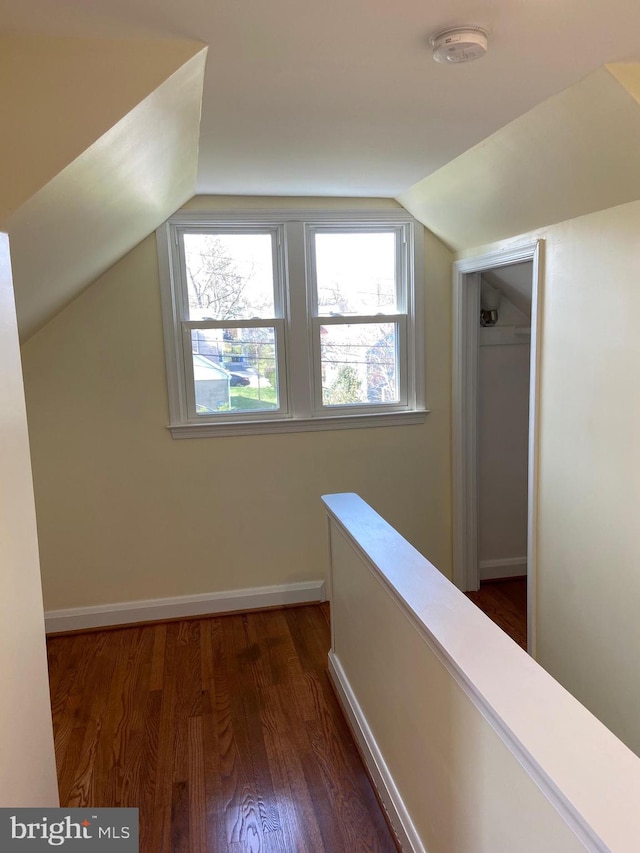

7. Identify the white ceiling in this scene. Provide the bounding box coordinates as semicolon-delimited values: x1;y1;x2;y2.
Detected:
1;0;640;199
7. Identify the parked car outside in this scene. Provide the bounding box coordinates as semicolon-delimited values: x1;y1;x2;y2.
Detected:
229;373;251;387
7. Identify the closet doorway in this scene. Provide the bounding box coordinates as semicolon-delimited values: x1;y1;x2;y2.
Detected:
452;242;543;655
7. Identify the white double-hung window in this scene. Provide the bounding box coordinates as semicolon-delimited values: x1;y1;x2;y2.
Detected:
157;210;424;437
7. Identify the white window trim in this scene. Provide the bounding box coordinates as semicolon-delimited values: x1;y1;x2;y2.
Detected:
157;210;427;438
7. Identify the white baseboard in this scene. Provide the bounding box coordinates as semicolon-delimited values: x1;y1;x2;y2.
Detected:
479;556;527;581
45;580;326;634
328;651;427;853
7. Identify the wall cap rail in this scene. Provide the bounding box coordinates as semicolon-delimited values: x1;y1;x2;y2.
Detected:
322;492;640;853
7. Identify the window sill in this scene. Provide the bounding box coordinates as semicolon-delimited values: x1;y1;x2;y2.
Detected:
167;410;429;439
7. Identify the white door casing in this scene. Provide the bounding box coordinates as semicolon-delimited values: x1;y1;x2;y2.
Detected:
452;241;543;656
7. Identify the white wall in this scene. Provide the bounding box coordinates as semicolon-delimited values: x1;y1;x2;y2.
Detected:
0;234;58;805
459;198;640;755
478;286;531;580
20;197;453;614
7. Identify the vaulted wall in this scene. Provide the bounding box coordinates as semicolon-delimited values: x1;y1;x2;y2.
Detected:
399;64;640;250
0;35;207;340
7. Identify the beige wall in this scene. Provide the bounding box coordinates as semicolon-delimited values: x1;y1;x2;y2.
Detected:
459;198;640;754
0;234;58;805
329;525;585;853
21;197;453;612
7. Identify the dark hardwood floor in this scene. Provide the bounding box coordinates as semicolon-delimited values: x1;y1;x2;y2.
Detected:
47;604;398;853
466;577;527;649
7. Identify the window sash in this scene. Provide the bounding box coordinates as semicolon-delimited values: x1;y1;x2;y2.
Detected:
175;225;286;323
311;314;409;415
181;318;288;421
171;224;288;422
305;223;411;415
305;224;408;318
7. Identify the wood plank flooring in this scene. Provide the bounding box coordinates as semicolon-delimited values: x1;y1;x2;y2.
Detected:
465;578;527;649
47;605;398;853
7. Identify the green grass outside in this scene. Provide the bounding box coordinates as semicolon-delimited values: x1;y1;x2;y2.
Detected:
230;385;278;411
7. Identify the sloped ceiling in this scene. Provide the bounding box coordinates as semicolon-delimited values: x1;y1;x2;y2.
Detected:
608;63;640;103
7;50;207;340
0;35;203;225
2;0;640;200
483;263;532;320
398;64;640;250
2;1;640;335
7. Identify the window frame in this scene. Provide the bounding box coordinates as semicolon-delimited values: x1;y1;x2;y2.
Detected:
157;210;426;438
306;223;411;417
172;224;289;422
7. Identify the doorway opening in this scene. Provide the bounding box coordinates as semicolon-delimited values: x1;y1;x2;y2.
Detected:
452;242;543;655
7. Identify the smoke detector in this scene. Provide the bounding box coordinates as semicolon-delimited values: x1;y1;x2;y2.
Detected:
431;27;488;64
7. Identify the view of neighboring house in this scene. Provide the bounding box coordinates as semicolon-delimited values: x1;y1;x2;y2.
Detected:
192;353;230;412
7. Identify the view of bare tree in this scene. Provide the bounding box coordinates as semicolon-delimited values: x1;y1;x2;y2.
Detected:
186;235;398;405
185;235;268;320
